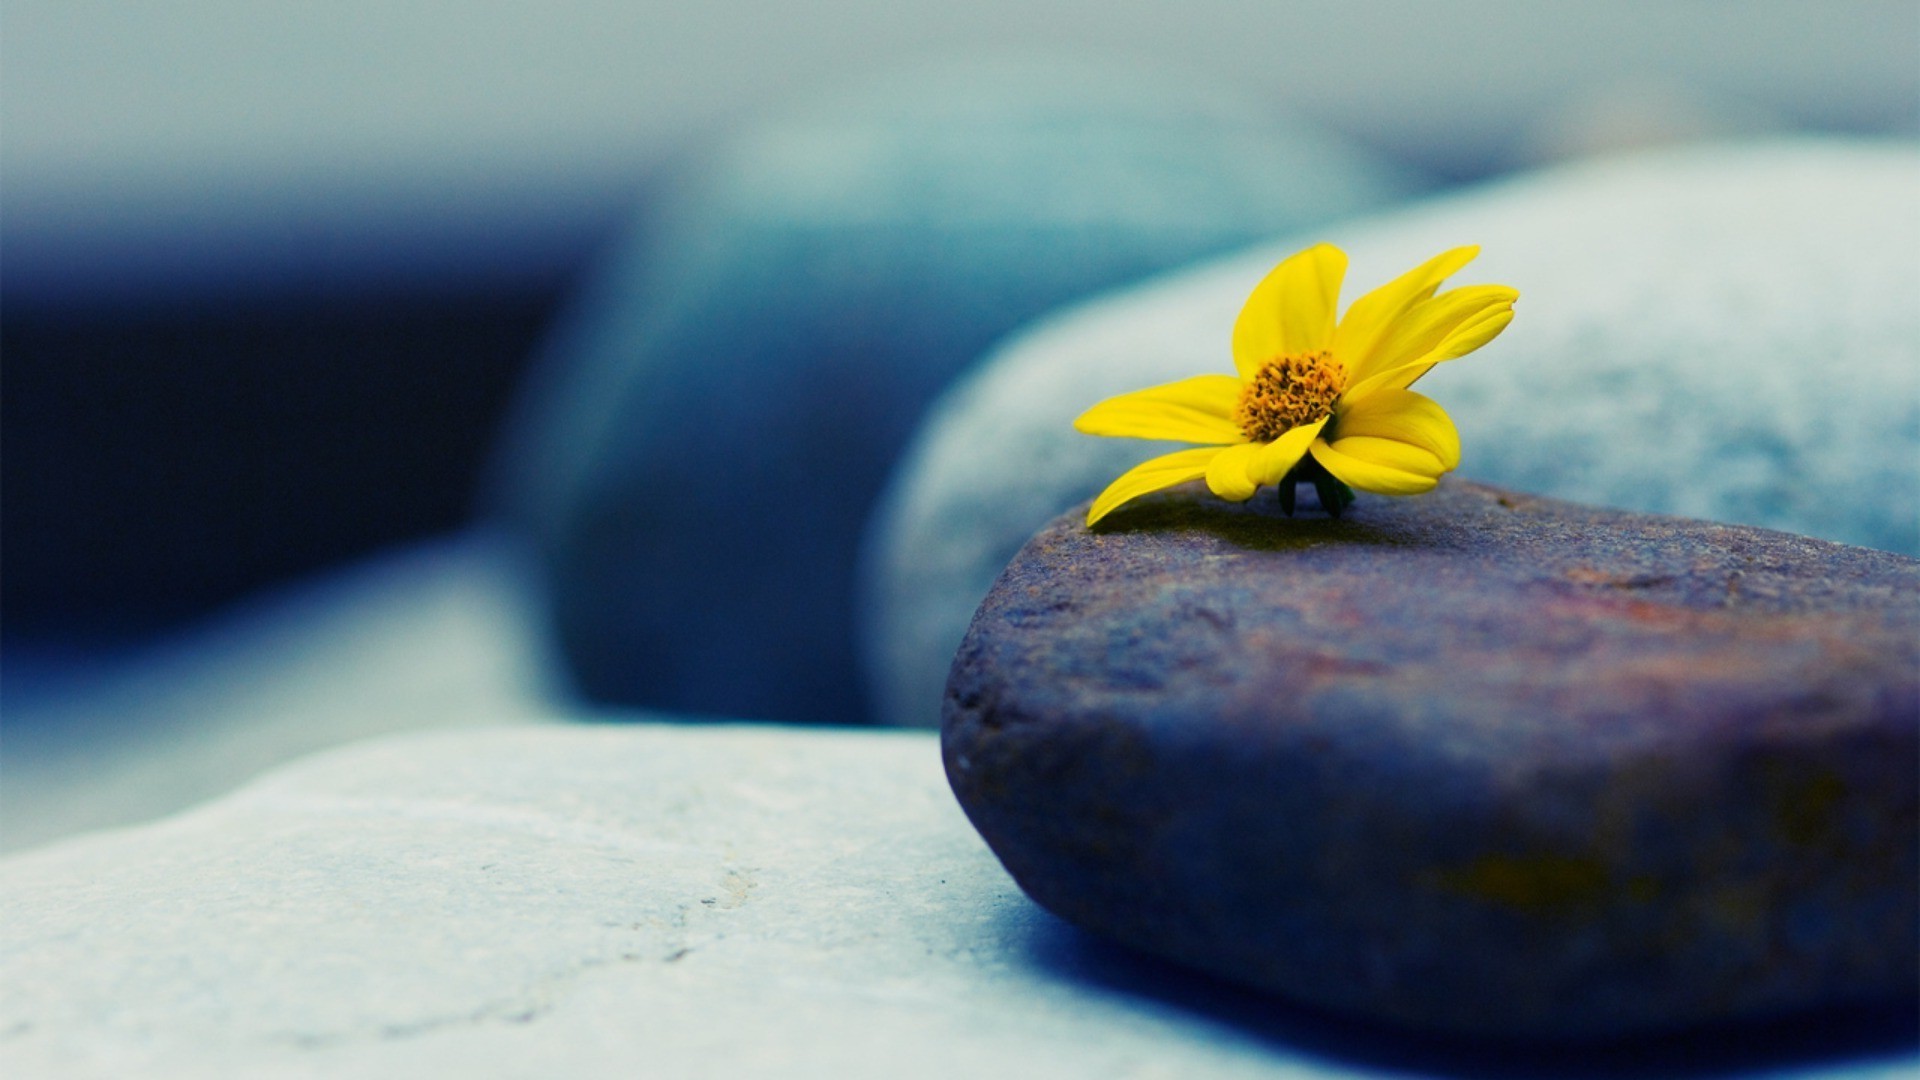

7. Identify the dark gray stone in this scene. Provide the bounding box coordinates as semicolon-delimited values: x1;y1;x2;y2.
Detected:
489;56;1418;724
944;479;1920;1038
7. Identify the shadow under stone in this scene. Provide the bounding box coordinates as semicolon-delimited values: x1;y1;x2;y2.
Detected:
1005;903;1919;1078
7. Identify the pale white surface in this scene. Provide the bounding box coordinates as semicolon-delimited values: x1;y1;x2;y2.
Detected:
0;724;1339;1079
862;140;1920;728
1;531;555;854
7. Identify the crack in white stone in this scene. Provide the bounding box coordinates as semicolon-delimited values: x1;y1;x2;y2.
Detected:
272;931;703;1049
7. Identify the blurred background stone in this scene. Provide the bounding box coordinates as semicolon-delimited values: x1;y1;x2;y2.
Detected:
1;530;554;854
864;139;1920;728
1504;77;1784;170
488;57;1417;724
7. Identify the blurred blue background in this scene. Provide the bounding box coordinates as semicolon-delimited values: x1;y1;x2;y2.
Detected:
2;2;1917;846
6;1;1914;637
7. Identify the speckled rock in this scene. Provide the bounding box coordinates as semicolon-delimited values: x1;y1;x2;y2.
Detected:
489;56;1416;725
943;479;1920;1039
865;139;1920;728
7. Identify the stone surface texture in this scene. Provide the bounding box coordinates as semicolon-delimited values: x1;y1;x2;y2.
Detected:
5;722;1916;1078
864;139;1920;728
0;725;1264;1078
943;480;1920;1039
489;56;1415;726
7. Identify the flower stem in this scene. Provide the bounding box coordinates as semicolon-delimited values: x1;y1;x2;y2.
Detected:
1278;457;1355;519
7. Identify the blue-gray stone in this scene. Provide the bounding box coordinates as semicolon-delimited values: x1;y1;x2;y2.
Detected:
944;481;1920;1038
489;56;1418;724
864;139;1920;728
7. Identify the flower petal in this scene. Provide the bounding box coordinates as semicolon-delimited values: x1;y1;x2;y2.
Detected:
1231;244;1347;379
1085;447;1224;526
1340;300;1516;405
1204;441;1263;502
1333;246;1479;383
1310;437;1442;496
1330;389;1460;470
1247;416;1328;486
1346;284;1518;389
1073;374;1246;444
1330;436;1445;476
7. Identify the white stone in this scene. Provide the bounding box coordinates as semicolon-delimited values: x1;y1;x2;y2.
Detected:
861;139;1920;728
2;724;1911;1078
0;725;1258;1077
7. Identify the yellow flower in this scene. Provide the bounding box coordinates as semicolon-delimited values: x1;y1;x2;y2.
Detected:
1075;243;1517;526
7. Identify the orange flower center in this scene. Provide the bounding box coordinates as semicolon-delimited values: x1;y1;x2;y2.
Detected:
1235;351;1345;442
